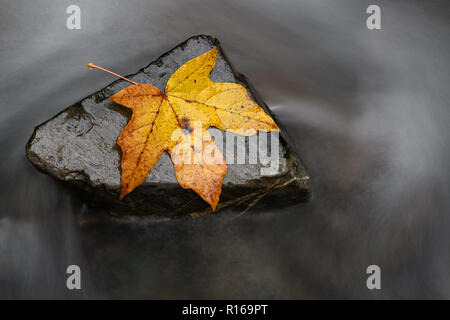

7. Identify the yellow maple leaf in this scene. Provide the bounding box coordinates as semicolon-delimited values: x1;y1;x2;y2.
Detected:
89;47;279;211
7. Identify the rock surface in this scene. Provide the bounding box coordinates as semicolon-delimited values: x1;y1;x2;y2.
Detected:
26;35;310;218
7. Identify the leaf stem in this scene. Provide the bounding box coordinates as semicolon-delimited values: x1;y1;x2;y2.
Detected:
87;62;138;85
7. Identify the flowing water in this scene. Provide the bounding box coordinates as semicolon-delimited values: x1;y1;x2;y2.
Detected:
0;0;449;299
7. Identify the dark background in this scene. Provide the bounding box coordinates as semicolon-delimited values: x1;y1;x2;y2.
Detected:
0;0;449;299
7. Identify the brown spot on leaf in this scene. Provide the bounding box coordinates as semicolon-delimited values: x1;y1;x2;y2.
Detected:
180;117;192;133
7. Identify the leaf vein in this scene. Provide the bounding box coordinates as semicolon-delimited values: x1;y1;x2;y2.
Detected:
167;94;275;127
166;58;212;92
129;98;164;175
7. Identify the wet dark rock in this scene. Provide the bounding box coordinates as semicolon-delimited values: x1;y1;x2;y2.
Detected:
26;35;310;218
